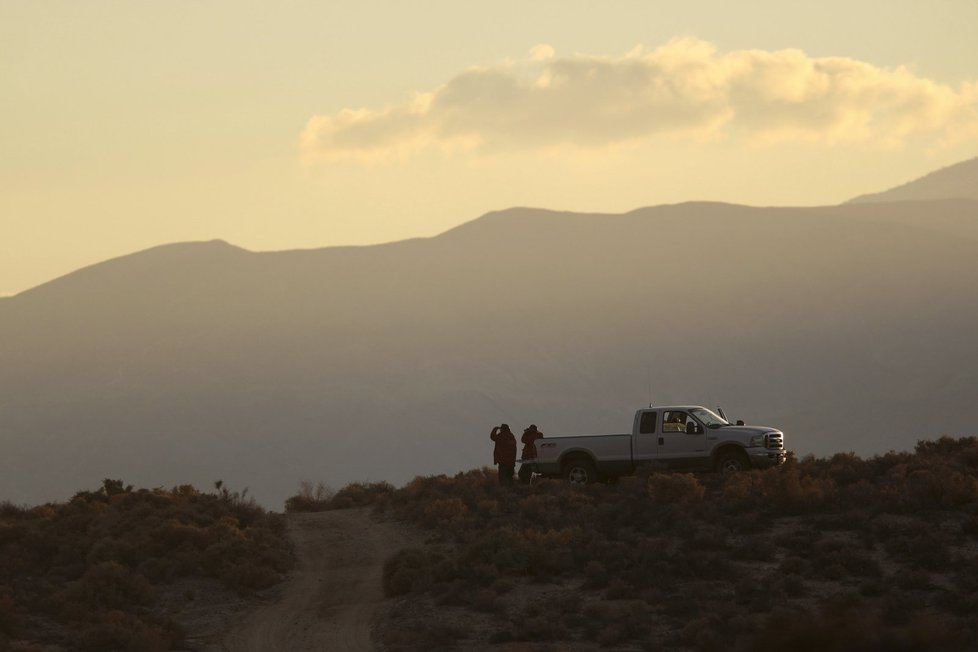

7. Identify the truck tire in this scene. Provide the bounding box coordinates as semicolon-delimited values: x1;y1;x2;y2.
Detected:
716;449;750;473
564;459;597;485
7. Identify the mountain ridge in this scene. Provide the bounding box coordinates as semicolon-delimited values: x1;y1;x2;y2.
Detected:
848;156;978;203
3;160;978;507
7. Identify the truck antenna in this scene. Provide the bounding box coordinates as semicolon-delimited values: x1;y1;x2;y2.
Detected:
647;363;653;407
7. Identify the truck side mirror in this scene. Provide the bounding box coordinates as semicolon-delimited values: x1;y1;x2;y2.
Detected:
686;422;699;435
736;420;745;426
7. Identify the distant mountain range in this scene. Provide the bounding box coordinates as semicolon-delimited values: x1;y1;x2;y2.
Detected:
2;159;978;507
848;156;978;203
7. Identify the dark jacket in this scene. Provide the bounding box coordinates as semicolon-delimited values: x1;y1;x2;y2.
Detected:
521;427;543;460
490;426;517;466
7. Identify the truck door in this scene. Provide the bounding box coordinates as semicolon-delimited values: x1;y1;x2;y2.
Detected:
633;410;658;461
657;410;708;464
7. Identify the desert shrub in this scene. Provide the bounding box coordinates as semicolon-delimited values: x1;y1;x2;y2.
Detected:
870;513;924;538
0;592;19;637
892;569;933;591
778;555;809;575
742;601;970;652
884;532;952;572
809;539;882;579
519;493;561;521
0;481;291;648
583;560;608;589
464;528;530;574
903;467;978;508
375;435;978;650
755;465;836;514
77;610;181;652
381;621;466;651
421;498;468;527
0;503;26;519
524;527;580;575
382;549;435;597
782;574;807;597
721;472;757;502
774;524;822;552
470;588;505;613
823;452;869;486
935;589;978;616
647;473;706;504
68;561;154;609
728;534;774;561
221;561;281;592
682;614;732;652
330;481;395;509
915;436;978;459
950;556;978;593
283;480;333;513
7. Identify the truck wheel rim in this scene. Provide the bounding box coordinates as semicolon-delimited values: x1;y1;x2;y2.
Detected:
721;458;744;473
568;467;588;484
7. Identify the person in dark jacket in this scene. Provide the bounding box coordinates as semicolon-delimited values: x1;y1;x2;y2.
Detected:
490;424;517;486
518;424;544;484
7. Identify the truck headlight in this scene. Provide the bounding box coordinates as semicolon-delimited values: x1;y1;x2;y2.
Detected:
749;434;766;448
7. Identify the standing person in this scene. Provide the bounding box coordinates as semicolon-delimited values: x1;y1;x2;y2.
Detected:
518;424;544;484
490;424;517;486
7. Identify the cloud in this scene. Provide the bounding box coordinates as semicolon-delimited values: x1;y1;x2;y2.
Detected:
528;44;555;62
300;38;978;163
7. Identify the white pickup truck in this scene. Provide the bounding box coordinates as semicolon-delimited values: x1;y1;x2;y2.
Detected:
532;405;786;484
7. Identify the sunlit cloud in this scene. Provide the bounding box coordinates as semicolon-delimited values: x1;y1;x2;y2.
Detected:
300;37;978;164
528;43;555;62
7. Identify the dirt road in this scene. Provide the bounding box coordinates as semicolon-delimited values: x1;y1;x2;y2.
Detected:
223;508;413;652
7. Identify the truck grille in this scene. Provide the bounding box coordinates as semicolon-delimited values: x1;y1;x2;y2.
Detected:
766;433;784;450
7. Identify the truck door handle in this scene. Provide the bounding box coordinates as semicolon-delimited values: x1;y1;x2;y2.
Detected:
658;437;664;445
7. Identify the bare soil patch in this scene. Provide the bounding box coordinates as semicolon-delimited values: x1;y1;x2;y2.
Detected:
222;508;417;652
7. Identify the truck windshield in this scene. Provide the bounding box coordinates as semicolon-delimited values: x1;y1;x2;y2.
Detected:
689;407;729;428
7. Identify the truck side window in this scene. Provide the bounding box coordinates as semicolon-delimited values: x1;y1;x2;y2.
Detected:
639;411;657;434
663;411;688;433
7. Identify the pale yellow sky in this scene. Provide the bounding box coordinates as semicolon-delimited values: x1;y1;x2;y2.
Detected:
2;0;977;295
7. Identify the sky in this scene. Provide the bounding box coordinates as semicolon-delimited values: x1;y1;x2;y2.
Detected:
2;0;978;296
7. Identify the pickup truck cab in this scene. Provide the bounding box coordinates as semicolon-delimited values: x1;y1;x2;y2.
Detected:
532;406;786;484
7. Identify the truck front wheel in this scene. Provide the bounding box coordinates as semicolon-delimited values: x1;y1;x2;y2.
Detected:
564;459;597;485
716;450;750;473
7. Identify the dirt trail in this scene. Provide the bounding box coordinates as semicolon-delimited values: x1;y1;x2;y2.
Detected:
223;508;413;652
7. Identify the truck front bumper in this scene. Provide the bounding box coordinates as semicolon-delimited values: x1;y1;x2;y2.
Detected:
750;449;787;468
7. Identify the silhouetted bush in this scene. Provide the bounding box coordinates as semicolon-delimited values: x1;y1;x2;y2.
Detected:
742;600;970;651
383;548;437;597
647;472;705;504
0;481;291;648
284;480;396;512
283;480;333;512
376;435;978;650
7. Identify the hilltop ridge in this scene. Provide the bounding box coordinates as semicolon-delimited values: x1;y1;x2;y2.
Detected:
848;156;978;203
2;159;978;508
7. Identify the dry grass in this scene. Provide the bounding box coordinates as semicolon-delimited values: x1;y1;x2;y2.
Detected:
0;479;292;651
371;437;978;651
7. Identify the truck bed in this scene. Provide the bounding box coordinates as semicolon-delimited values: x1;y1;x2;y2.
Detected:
533;433;632;475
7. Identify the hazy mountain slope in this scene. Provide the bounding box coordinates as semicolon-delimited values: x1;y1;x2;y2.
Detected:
2;201;978;507
828;198;978;242
848;156;978;203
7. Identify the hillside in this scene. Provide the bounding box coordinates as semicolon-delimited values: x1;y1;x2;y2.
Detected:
368;437;978;651
848;157;978;203
0;480;291;651
278;438;978;650
5;438;976;651
2;175;978;507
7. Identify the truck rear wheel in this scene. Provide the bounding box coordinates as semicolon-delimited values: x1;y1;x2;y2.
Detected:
716;450;749;473
564;459;597;485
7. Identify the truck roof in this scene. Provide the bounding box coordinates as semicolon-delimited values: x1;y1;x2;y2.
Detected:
641;405;708;411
